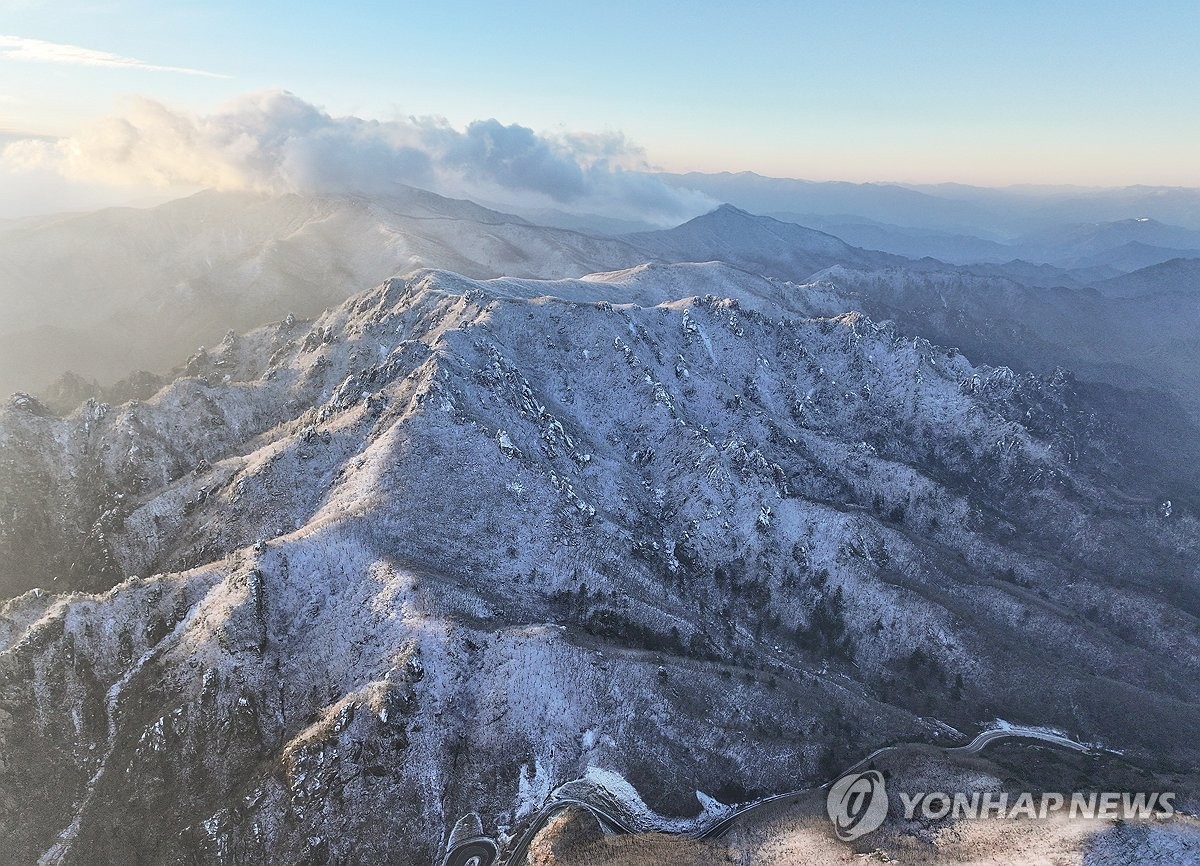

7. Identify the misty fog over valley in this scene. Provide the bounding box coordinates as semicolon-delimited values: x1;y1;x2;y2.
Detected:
1;5;1198;865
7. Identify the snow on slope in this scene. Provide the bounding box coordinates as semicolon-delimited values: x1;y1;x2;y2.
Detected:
805;263;1200;430
0;194;916;403
1;263;1197;863
0;187;649;396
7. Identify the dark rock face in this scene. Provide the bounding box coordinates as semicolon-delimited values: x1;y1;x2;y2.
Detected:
1;266;1196;864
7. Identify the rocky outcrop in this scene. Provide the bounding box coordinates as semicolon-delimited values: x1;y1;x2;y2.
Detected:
1;265;1197;864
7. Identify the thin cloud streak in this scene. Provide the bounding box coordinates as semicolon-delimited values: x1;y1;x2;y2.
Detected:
0;34;230;78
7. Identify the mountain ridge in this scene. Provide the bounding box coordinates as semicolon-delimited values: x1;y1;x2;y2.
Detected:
626;204;907;280
0;192;912;400
1;264;1197;863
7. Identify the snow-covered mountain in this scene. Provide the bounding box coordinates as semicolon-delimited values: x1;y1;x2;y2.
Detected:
1;194;924;402
21;188;1198;429
802;264;1200;427
1;264;1197;864
0;188;651;397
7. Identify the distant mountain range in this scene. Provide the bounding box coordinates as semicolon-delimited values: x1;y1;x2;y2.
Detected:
659;171;1200;234
3;180;1200;864
0;194;908;398
3;264;1197;863
5;189;1197;433
1093;256;1200;297
775;212;1200;273
0;188;649;396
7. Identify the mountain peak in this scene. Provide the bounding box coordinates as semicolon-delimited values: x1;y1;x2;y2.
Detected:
626;202;905;281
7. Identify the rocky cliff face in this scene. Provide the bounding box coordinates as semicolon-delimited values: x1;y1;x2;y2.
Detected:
1;264;1196;864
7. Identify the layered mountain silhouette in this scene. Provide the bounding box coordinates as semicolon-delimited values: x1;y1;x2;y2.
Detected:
2;187;1199;864
2;263;1197;863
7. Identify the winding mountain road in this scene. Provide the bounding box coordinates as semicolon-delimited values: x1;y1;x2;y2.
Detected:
440;723;1096;866
950;725;1093;756
440;836;497;866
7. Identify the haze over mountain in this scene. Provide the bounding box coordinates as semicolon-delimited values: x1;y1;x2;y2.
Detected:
8;187;1199;433
2;264;1197;864
775;215;1016;265
781;212;1200;274
0;192;918;399
4;1;1199;861
1012;218;1200;268
662;172;1200;235
0;188;652;397
627;204;906;278
802;265;1200;425
1093;256;1200;297
2;183;1199;866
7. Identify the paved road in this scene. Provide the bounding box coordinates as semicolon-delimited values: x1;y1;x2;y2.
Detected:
499;797;637;866
950;724;1092;756
440;723;1095;865
439;836;497;866
697;724;1092;842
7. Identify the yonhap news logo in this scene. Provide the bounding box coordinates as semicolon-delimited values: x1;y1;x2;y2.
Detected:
826;771;889;841
825;770;1177;842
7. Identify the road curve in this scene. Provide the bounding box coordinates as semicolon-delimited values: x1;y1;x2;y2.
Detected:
500;797;639;866
950;724;1093;756
699;724;1093;841
439;835;497;866
439;723;1095;865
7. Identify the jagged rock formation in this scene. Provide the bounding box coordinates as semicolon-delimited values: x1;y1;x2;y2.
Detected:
1;264;1197;864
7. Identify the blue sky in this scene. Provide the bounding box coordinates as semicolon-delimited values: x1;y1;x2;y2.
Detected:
1;0;1198;187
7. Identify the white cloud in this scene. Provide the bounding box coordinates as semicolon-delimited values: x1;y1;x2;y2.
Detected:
0;34;229;78
2;90;714;223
